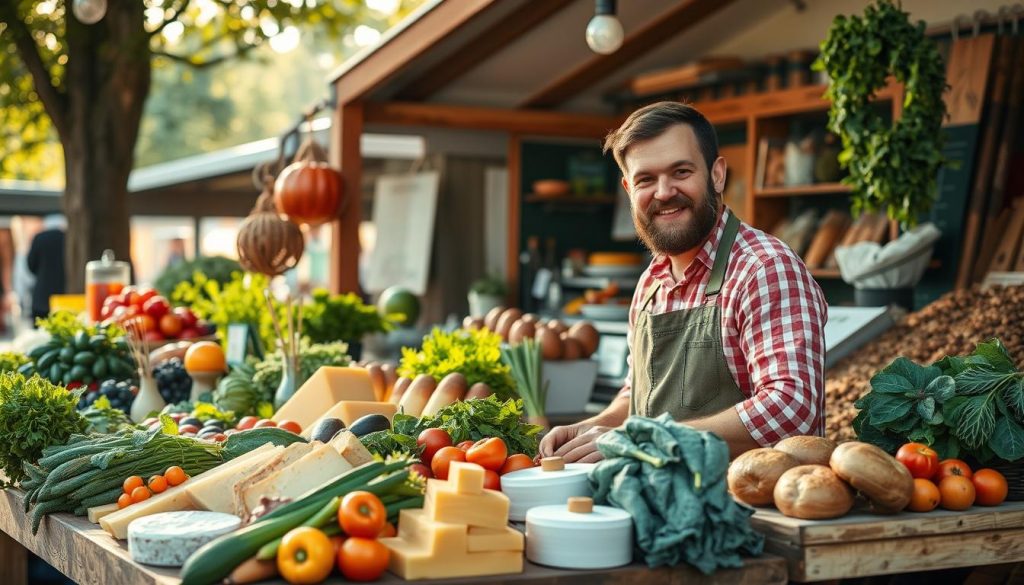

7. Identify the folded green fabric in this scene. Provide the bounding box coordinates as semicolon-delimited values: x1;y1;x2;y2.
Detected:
589;414;764;574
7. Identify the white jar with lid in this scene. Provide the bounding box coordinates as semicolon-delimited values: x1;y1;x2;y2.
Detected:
500;456;593;522
526;496;633;569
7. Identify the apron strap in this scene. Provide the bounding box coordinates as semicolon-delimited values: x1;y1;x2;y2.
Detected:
639;281;661;313
706;211;740;298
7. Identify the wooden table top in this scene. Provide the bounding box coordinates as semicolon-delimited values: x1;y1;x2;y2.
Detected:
0;489;787;585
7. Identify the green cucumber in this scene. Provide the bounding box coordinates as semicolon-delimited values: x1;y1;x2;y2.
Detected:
59;347;76;364
221;428;308;460
29;343;57;360
69;365;89;381
91;359;108;379
17;363;35;377
89;334;108;350
74;331;91;351
49;363;63;383
36;349;60;371
73;352;96;365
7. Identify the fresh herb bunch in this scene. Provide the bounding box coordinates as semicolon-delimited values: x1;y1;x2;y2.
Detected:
252;342;351;404
0;351;29;372
501;339;548;419
36;311;124;340
0;372;88;486
301;288;394;344
81;396;134;435
172;271;280;351
154;256;242;298
399;328;515;400
855;339;1024;463
360;430;420;458
815;0;947;227
392;396;542;457
470;274;507;297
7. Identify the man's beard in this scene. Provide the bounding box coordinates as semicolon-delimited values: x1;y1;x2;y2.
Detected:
633;179;718;256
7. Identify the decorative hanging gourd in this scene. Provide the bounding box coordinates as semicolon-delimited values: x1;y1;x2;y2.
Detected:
274;127;344;227
237;177;305;277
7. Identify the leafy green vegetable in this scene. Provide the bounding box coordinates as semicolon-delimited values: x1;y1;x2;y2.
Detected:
81;396;134;434
0;352;29;373
392;396;542;457
0;372;88;486
252;342;351;405
36;311;124;341
213;360;264;416
171;271;281;352
301;288;395;344
359;430;420;458
501;339;547;418
399;328;515;400
154;256;242;298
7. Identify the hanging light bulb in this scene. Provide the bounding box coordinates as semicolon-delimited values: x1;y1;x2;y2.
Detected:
586;0;624;55
72;0;107;25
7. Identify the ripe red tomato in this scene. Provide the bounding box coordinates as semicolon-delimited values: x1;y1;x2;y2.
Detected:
277;420;302;434
174;306;199;328
409;462;433;479
159;314;184;338
143;297;169;320
935;459;973;482
417;428;453;464
466;437;507;471
431;446;466;480
254;419;277;428
896;442;939;479
500;454;536;475
179;327;204;340
337;537;389;582
973;469;1008;506
178;424;200;435
118;286;140;307
456;440;475;452
142;330;165;342
136;288;159;305
237;416;259;430
338;491;386;538
939;476;976;511
907;478;940;512
482;469;501;491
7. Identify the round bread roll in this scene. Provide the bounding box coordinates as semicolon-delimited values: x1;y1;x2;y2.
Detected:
830;441;914;513
775;436;837;466
773;465;855;520
727;448;800;506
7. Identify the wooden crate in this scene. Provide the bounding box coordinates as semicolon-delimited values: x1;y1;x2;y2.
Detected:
751;502;1024;582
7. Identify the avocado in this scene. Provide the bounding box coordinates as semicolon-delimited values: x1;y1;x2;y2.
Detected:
348;414;391;438
310;418;346;443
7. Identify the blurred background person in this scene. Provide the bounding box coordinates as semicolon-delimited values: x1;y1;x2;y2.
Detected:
27;214;66;323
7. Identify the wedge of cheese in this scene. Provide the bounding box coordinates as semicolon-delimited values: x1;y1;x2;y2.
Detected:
231;442;316;516
272;367;376;429
241;442;354;514
382;536;523;580
424;478;509;530
329;431;375;467
467;526;524;553
100;484;195;540
185;444;280;513
302;401;399;439
87;503;120;524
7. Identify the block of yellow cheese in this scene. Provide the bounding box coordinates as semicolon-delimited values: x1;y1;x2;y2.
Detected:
185;444;281;513
394;509;467;555
467;526;524;553
448;461;485;495
272;367;376;429
301;401;398;439
424;478;509;530
100;484;195;539
242;442;353;514
381;536;523;580
87;503;120;524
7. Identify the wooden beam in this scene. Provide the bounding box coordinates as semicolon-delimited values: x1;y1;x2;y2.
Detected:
506;135;522;307
396;0;576;101
331;0;499;106
330;102;364;294
364;101;623;138
521;0;736;109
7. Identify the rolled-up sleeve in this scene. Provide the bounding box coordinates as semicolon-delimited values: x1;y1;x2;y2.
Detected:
733;255;827;445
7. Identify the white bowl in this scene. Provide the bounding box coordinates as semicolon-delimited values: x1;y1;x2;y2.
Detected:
500;463;594;521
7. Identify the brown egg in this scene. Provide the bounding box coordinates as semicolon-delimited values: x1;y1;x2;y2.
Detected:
508;320;537;344
560;334;584;360
462;316;484;330
520;313;540;324
536;327;563;360
568;322;600;357
484;306;506;331
496;308;523;341
546;319;569;335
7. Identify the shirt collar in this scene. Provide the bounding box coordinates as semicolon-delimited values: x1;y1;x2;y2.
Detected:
648;207;731;287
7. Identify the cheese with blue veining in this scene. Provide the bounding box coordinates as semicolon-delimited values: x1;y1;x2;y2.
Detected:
127;511;240;566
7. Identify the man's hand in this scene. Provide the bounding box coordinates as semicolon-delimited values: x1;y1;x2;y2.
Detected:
538;423;611;463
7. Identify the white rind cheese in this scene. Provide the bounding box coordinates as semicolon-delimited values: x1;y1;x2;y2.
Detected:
127;511;241;567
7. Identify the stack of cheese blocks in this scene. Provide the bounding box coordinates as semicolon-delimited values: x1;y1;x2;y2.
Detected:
381;461;524;580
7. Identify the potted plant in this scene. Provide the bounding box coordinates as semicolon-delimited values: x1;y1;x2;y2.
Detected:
468;274;507;318
815;0;947;309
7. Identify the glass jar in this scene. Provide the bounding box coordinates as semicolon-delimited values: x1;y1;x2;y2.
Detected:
85;249;129;322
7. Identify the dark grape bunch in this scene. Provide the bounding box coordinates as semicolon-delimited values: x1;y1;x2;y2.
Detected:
78;379;136;413
155;357;192;405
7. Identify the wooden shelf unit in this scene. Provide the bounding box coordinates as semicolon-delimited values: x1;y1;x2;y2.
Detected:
755;183;852;198
524;194;617;205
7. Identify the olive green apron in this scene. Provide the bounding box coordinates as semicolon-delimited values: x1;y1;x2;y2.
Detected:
630;212;745;420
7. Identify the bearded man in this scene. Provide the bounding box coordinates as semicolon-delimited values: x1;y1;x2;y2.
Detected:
539;102;828;461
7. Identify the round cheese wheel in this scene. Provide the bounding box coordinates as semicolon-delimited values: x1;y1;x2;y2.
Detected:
128;511;241;567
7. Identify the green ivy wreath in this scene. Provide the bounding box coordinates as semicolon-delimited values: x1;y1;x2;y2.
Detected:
815;0;948;227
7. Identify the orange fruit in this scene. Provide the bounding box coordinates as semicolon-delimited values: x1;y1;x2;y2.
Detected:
908;478;940;512
184;341;226;373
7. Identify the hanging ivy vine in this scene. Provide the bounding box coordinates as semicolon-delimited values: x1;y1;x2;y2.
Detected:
814;0;948;227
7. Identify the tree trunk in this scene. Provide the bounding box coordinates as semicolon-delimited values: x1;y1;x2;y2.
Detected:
61;4;150;292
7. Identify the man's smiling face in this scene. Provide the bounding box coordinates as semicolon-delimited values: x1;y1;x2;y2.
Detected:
621;124;724;256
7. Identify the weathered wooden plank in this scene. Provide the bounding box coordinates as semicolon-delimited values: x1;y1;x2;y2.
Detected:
0;529;27;585
751;501;1024;546
767;528;1024;582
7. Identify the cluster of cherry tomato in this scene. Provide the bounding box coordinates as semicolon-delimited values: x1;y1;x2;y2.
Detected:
100;286;212;342
117;466;189;509
277;491;392;584
411;429;536;489
896;442;1009;512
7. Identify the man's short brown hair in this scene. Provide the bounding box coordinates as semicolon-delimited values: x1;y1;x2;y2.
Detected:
603;101;719;177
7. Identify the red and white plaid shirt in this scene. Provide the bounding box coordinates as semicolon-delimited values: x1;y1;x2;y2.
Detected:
621;207;828;446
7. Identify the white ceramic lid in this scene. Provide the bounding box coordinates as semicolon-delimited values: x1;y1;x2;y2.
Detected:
526;502;632;530
501;463;594;488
